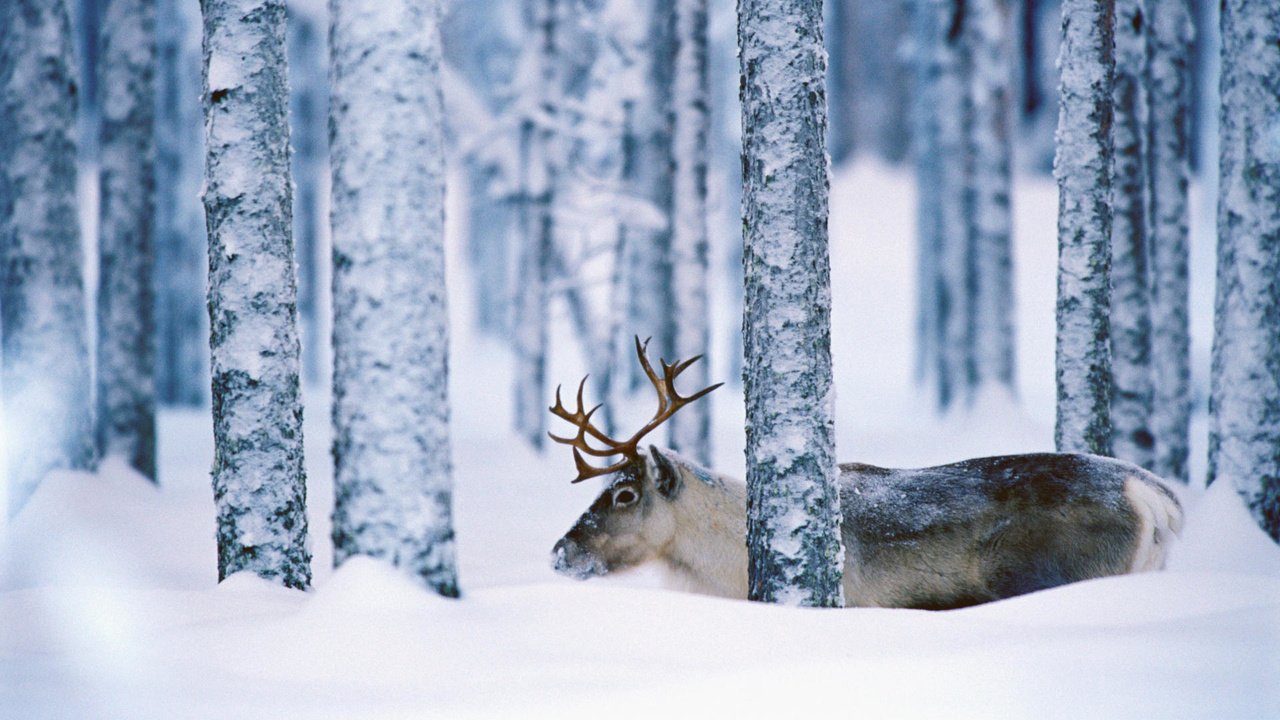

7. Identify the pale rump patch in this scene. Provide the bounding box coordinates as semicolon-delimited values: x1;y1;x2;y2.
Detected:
1124;476;1184;573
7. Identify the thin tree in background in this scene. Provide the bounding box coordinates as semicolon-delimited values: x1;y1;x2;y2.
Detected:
740;0;844;607
154;0;208;407
666;0;712;465
511;0;558;449
287;2;327;385
1109;0;1153;469
96;0;157;480
911;0;944;390
1145;0;1191;483
627;0;676;387
202;0;310;588
329;0;459;595
934;0;970;410
965;0;1017;398
1052;0;1114;456
0;0;94;513
1208;0;1280;542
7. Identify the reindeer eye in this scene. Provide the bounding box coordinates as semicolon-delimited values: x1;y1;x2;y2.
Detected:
613;488;639;507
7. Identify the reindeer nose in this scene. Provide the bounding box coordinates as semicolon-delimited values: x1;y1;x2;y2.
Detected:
551;536;581;574
551;535;606;579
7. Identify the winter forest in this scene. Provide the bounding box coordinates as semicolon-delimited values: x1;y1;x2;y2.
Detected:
1;0;1278;716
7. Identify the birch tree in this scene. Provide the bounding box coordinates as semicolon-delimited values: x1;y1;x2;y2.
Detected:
1109;0;1153;469
0;0;94;513
627;0;676;386
666;0;712;465
911;0;944;389
740;0;844;607
1145;0;1191;483
287;2;327;384
1208;0;1280;542
965;0;1016;398
202;0;310;588
511;0;558;449
1052;0;1114;456
96;0;157;480
154;0;208;406
934;0;970;410
329;0;459;596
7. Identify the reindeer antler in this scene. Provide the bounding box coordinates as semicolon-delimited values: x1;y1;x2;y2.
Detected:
549;336;723;482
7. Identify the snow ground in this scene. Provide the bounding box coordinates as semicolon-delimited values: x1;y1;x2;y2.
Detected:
2;161;1278;719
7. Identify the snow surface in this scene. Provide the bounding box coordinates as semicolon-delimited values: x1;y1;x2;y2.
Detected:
2;161;1279;718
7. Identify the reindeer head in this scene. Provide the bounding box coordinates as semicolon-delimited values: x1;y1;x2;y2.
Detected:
549;338;721;579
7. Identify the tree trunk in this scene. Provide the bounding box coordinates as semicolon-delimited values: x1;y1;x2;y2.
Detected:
329;0;459;596
911;0;944;389
1145;0;1192;483
1052;0;1114;456
287;4;327;386
0;0;94;514
667;0;712;465
154;0;208;407
935;0;971;410
625;0;676;393
740;0;844;607
202;0;310;589
96;0;157;480
965;0;1017;397
1109;0;1153;469
1208;0;1280;542
511;0;557;450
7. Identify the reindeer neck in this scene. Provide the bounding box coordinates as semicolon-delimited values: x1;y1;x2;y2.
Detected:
660;472;749;599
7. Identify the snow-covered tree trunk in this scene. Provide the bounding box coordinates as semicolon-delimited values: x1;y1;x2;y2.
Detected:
1208;0;1280;542
740;0;844;607
96;0;157;480
202;0;310;588
666;0;712;465
511;0;557;450
154;0;208;407
1108;0;1153;469
911;0;944;388
826;0;858;164
934;0;971;410
626;0;676;388
329;0;459;596
965;0;1017;397
0;0;94;514
1145;0;1191;483
1052;0;1114;456
287;3;327;385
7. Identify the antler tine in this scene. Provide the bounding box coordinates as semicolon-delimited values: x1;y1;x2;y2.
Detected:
551;337;723;483
570;448;632;483
548;376;628;458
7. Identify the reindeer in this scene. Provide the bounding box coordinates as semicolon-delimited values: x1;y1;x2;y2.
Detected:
550;339;1184;610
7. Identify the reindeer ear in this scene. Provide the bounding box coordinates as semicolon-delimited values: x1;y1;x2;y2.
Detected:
647;446;683;500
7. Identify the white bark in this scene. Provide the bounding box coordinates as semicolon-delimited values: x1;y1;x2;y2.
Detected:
1209;0;1280;542
1145;0;1191;483
740;0;844;607
911;0;944;388
0;0;94;514
329;0;459;596
966;0;1017;396
154;0;209;406
202;0;310;588
667;0;712;465
1109;0;1153;469
935;0;970;409
96;0;157;479
511;0;557;449
1052;0;1114;455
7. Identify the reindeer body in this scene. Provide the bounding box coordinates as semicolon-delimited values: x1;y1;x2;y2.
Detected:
553;448;1183;609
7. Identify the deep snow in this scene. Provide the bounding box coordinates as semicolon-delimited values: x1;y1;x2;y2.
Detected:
2;161;1278;719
